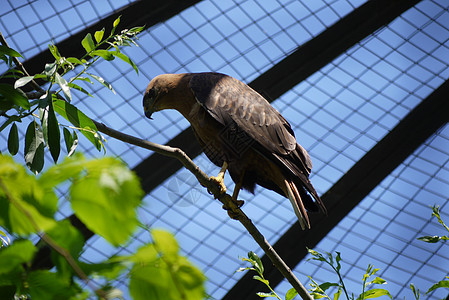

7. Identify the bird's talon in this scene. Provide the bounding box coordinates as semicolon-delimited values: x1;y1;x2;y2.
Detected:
221;199;244;210
227;210;240;220
210;176;227;194
222;198;245;220
235;199;244;208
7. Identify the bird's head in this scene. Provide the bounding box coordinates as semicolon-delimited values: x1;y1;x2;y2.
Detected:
143;73;190;119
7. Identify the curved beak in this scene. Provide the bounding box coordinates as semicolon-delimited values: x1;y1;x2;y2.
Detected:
143;93;156;119
144;106;154;119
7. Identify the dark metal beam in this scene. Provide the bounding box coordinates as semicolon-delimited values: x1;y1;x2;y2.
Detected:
224;0;432;298
30;0;423;287
223;78;449;299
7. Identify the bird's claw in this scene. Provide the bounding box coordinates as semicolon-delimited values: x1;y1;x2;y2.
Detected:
210;175;227;194
222;197;244;220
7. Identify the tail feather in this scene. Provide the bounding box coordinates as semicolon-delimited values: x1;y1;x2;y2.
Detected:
301;182;327;216
284;179;310;230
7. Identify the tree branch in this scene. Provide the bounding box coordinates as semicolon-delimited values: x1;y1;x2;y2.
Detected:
92;120;312;300
1;30;312;300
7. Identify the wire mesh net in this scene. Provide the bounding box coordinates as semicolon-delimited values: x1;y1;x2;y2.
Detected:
1;0;449;299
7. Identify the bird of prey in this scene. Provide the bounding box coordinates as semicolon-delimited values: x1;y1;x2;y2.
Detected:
143;72;326;229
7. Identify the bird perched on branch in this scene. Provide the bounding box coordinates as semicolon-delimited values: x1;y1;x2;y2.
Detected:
143;72;326;229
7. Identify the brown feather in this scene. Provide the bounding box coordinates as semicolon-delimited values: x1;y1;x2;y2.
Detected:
143;72;327;228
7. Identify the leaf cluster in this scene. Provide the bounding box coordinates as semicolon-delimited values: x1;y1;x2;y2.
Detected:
0;154;205;299
306;249;391;300
305;205;449;300
128;228;206;300
409;205;449;299
237;251;298;300
417;205;449;243
0;17;144;174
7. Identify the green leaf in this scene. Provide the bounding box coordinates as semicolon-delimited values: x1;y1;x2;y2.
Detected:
0;285;16;299
81;33;95;53
0;83;30;110
46;220;84;280
94;28;105;43
248;251;264;274
235;267;254;273
426;279;449;294
320;282;339;292
48;43;61;61
129;254;205;300
0;156;58;234
367;277;387;286
53;97;102;151
129;262;172;300
55;72;72;102
356;288;392;300
67;82;93;97
43;61;57;77
47;220;84;258
112;51;139;74
8;189;57;236
128;25;146;34
431;205;449;232
131;243;158;263
24;120;45;174
41;96;61;163
410;283;419;300
286;288;298;300
335;252;342;272
63;128;78;156
72;76;93;84
7;123;19;155
27;270;79;299
87;73;116;94
0;45;23;58
48;103;61;163
0;240;36;274
113;16;121;28
256;292;277;297
417;235;441;243
91;49;115;61
334;286;342;300
36;153;86;189
253;275;269;286
14;76;34;89
66;57;84;65
79;260;126;280
152;229;179;261
175;257;206;298
70;158;143;245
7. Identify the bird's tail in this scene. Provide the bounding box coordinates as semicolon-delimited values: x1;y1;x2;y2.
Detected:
284;179;310;230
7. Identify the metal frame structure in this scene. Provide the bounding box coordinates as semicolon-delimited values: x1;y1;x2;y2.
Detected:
2;0;448;298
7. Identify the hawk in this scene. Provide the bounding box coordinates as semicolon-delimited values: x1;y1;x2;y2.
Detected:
143;72;326;229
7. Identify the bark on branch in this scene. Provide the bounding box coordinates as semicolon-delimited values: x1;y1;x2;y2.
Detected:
92;120;313;300
1;30;312;300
